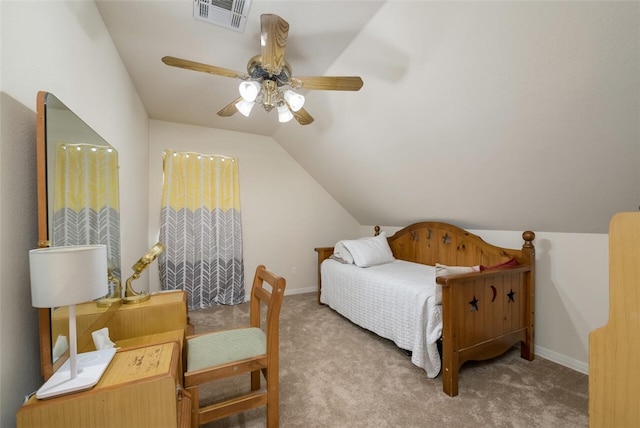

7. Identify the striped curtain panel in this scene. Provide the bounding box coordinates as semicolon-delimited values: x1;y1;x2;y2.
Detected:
159;150;244;309
52;143;121;278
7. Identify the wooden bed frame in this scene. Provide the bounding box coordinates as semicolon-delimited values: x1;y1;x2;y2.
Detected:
315;221;536;397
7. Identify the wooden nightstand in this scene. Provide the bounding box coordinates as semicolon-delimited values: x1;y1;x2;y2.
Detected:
17;341;190;428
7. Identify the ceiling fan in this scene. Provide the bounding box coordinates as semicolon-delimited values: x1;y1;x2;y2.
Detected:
162;13;364;125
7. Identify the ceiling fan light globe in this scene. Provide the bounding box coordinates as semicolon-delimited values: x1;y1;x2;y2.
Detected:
235;100;255;117
284;90;305;112
238;81;261;102
277;105;294;123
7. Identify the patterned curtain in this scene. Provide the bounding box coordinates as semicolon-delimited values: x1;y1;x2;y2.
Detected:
52;143;121;279
159;150;244;309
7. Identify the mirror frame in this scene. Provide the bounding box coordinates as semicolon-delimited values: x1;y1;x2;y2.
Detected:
35;91;121;379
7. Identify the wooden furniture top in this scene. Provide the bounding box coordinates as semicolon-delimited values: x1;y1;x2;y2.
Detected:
589;212;640;426
98;341;179;387
43;291;188;379
17;341;183;428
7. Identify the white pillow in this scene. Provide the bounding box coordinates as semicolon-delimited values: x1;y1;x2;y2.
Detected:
435;263;480;277
341;232;395;267
332;241;354;264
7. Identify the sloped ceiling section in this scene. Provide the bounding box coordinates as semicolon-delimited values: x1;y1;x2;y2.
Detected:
98;1;639;234
274;1;640;234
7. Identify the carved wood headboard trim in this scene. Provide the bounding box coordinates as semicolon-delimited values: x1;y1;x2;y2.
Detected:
381;222;535;268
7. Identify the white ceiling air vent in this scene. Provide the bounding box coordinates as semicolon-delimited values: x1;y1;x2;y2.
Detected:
193;0;251;32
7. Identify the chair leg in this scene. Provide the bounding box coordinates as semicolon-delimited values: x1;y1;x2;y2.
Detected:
265;368;279;428
187;386;199;428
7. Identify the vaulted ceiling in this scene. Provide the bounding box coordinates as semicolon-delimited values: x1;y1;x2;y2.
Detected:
96;0;639;233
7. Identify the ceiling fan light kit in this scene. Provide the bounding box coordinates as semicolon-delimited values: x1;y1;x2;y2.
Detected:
238;80;261;102
237;79;304;120
234;99;255;117
163;13;363;125
277;104;294;123
283;89;305;112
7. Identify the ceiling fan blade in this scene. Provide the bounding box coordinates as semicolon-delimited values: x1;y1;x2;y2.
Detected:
217;97;243;117
293;76;364;91
162;56;249;80
260;14;289;76
292;108;314;126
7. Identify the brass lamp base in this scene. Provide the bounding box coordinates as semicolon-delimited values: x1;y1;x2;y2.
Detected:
96;296;122;308
120;242;165;306
122;292;150;305
96;274;122;308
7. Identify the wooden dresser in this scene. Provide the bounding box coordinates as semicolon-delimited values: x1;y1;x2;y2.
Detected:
17;291;191;428
589;212;640;427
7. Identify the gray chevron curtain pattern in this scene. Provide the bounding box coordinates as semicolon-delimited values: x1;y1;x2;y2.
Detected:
159;150;244;309
52;143;121;279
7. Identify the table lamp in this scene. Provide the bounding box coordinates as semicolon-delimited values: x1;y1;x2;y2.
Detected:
29;244;117;399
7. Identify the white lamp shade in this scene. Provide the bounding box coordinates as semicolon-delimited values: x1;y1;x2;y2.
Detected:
277;105;294;123
29;245;108;308
284;90;305;112
238;81;261;102
235;99;255;117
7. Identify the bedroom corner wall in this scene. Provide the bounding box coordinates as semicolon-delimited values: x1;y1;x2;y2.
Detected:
0;2;149;426
148;120;361;299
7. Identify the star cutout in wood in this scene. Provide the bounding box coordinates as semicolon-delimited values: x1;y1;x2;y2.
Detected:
442;233;451;244
469;296;479;312
507;289;516;302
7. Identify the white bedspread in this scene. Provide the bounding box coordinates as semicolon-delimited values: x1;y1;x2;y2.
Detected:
320;258;443;378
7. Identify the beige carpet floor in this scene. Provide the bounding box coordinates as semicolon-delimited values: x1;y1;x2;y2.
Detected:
188;292;588;428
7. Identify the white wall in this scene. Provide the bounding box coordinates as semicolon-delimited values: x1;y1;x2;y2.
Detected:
0;2;149;425
364;224;610;373
148;120;361;298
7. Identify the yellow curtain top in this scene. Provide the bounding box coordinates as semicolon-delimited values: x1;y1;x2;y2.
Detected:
162;150;240;211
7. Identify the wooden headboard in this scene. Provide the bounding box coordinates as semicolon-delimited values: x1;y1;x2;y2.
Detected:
376;222;535;268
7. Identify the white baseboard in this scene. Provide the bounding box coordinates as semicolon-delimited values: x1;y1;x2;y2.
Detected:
535;345;588;375
243;286;316;303
284;286;316;296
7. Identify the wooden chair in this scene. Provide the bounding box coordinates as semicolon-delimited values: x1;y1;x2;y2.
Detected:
184;265;286;427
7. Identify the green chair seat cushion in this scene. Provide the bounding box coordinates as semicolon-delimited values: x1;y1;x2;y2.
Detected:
187;327;267;372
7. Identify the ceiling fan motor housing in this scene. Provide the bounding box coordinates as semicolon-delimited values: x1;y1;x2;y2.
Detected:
247;55;292;87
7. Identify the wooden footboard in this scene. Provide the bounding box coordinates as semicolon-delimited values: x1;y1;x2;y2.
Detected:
315;222;535;397
437;265;534;396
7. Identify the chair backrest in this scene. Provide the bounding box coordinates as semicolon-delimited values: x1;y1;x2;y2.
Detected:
250;265;286;356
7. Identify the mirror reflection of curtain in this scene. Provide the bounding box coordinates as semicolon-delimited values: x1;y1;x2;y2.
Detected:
159;150;244;309
53;143;121;279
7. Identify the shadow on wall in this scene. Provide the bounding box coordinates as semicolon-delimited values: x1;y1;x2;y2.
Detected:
0;91;42;427
535;238;592;373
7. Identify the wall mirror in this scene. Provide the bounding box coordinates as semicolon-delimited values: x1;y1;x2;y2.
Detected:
36;91;122;379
